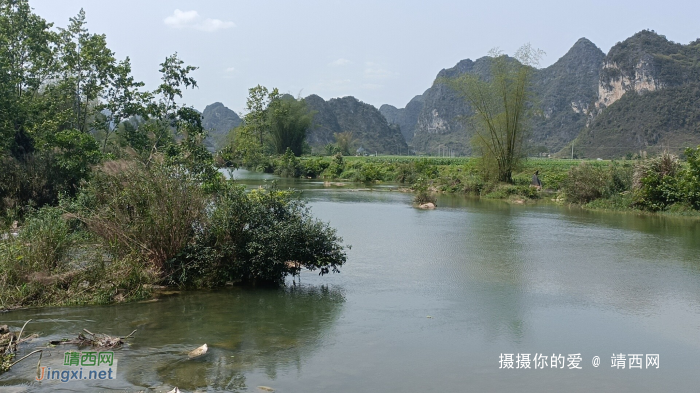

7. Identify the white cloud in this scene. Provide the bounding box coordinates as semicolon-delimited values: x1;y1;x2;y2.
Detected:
329;58;350;66
314;79;353;92
361;83;383;90
225;67;235;73
364;61;396;79
164;9;234;32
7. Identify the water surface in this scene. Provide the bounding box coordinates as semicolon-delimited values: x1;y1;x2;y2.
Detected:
2;170;700;392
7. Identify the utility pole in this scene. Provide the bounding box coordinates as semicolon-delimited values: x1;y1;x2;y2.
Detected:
571;141;574;160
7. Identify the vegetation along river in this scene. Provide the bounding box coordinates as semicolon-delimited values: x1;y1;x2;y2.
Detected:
2;169;700;392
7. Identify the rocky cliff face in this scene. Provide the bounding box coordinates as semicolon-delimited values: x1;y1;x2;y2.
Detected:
572;31;700;158
305;95;408;154
202;102;242;151
407;58;493;155
594;57;662;110
530;38;605;150
593;31;681;111
379;94;425;143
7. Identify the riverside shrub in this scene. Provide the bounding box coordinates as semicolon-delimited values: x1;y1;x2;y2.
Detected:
563;163;610;203
169;182;347;287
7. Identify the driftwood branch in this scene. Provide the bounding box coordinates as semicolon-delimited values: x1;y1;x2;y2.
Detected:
16;319;32;343
51;329;137;349
9;349;42;368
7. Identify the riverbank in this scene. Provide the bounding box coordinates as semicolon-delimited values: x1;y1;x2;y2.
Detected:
247;151;700;217
0;162;347;311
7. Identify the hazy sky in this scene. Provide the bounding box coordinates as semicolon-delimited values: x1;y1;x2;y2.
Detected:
31;0;699;115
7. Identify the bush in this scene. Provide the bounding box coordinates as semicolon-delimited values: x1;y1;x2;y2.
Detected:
169;183;347;287
0;150;99;218
324;153;345;178
394;163;418;184
413;191;437;205
414;158;439;178
300;157;329;178
18;206;73;272
74;161;207;270
0;205;154;309
632;152;682;210
274;147;301;177
353;162;386;182
680;146;700;209
412;178;437;205
0;207;72;304
563;163;611;203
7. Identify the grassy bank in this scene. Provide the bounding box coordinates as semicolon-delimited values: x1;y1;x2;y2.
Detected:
0;162;348;311
252;149;700;215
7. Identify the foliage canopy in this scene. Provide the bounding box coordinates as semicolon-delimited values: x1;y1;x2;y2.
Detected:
447;45;543;183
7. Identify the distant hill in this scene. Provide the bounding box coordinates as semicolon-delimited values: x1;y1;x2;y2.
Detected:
382;30;700;159
201;102;242;152
385;39;604;156
531;38;605;151
408;57;493;155
570;31;700;158
379;94;425;143
305;95;408;155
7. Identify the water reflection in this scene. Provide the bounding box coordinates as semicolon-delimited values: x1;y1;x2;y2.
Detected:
1;284;344;392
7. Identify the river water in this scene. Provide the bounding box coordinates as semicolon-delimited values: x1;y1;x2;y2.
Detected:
2;169;700;392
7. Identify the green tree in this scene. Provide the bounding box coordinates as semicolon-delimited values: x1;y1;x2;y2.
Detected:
244;85;279;147
333;131;355;156
95;57;150;152
447;44;543;183
131;53;198;161
0;0;57;155
56;8;116;133
222;123;265;168
267;96;313;156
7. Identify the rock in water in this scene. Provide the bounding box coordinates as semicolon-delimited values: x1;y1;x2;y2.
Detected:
166;388;181;393
188;343;208;359
257;387;275;392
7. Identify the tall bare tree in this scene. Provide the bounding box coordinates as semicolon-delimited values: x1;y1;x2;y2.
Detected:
448;44;543;183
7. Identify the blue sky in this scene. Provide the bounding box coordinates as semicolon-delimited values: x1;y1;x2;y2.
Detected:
31;0;700;114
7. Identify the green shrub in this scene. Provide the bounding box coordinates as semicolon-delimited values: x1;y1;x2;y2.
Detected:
353;162;385;182
324;153;345;178
274;148;301;177
300;157;329;178
461;176;485;194
18;206;73;272
680;146;700;209
394;163;418;184
632;152;682;211
412;179;437;205
413;191;437;205
170;183;347;287
74;161;207;270
414;158;439;178
0;205;154;309
563;163;611;203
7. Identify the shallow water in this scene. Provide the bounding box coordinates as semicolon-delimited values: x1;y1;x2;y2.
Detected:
2;170;700;392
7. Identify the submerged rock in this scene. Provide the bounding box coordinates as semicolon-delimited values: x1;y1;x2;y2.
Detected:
418;202;436;210
188;343;208;359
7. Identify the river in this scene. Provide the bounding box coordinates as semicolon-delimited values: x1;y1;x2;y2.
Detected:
2;169;700;392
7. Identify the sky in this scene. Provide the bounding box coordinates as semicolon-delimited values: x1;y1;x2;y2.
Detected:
30;0;700;115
